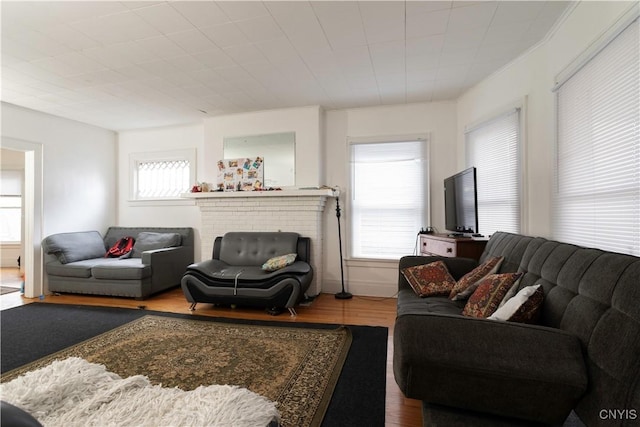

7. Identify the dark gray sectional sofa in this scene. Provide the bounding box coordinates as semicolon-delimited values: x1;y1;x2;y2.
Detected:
42;227;194;299
394;231;640;426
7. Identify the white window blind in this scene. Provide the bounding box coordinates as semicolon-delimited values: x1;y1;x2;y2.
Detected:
554;18;639;256
350;139;428;259
466;109;521;236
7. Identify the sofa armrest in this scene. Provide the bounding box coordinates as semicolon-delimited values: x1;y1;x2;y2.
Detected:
398;256;478;292
142;246;194;291
393;313;587;423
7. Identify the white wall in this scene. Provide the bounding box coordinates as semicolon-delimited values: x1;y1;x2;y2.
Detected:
456;1;635;238
323;102;458;296
117;122;204;261
1;102;117;296
2;103;117;234
203;106;323;188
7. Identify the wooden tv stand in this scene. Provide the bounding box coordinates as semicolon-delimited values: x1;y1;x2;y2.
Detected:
419;233;488;261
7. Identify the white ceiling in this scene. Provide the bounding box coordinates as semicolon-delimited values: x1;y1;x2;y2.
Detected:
1;1;572;131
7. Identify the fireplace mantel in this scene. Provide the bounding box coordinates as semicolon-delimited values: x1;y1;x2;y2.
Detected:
184;188;337;296
181;188;336;199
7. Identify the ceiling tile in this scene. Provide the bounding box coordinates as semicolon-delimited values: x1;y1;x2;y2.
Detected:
234;15;285;43
312;2;367;49
369;41;406;76
272;7;331;52
200;23;250;48
447;2;498;32
216;2;269;21
492;1;545;26
193;48;237;69
134;3;195;34
69;10;162;45
360;1;406;44
406;8;450;39
167;30;219;54
44;24;101;50
169;2;230;28
255;37;300;63
135;36;187;59
223;44;268;66
483;22;530;46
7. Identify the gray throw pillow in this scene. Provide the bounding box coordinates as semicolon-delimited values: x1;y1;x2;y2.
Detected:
131;232;181;258
42;231;106;264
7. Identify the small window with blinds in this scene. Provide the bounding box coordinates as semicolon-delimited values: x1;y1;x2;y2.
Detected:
130;149;196;201
349;138;429;259
553;17;639;256
465;108;521;236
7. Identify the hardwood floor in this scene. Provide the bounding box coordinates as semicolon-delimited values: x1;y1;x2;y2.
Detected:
0;275;423;427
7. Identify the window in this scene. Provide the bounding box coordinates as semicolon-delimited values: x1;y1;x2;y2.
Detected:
465;108;522;236
553;17;639;256
0;170;22;242
130;149;196;200
349;137;429;259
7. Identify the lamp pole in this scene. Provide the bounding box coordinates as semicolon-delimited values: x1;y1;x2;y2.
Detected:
334;195;352;300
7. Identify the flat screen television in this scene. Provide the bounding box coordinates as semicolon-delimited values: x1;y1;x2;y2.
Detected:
444;167;478;235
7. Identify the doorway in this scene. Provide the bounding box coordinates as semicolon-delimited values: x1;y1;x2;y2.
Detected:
1;138;43;299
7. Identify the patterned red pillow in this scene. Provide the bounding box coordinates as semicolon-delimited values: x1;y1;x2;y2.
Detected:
449;256;504;300
402;261;456;298
462;273;523;318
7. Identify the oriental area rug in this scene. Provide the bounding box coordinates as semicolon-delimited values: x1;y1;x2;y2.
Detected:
1;303;387;427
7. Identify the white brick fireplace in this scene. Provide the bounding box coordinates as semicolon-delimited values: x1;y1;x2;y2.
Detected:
184;189;336;296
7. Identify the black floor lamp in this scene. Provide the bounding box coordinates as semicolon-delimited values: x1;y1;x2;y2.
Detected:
334;195;352;300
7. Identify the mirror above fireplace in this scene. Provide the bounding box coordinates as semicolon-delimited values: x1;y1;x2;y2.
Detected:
223;132;295;187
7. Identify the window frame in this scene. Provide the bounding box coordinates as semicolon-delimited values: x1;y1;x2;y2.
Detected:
347;134;430;261
129;148;196;203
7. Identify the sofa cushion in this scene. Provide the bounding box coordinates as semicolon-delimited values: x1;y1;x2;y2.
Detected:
42;231;106;264
396;289;465;317
91;259;151;280
45;258;122;278
450;256;503;300
262;253;297;272
402;261;456;297
489;284;544;323
131;232;181;258
462;273;523;318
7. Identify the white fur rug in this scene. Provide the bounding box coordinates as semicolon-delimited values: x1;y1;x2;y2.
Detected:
1;357;280;427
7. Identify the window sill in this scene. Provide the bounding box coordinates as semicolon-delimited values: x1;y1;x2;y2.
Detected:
345;258;399;269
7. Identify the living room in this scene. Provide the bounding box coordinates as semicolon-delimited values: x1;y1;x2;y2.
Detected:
1;1;639;426
3;1;635;300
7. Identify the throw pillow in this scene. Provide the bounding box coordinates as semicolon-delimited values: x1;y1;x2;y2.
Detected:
262;253;297;272
462;273;523;318
489;284;545;323
449;256;504;300
401;261;457;298
131;232;182;258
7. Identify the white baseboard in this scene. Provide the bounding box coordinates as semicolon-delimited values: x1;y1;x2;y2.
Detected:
321;279;398;298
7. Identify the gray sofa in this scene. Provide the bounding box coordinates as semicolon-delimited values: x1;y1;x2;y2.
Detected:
394;231;640;426
181;232;313;315
42;227;194;300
